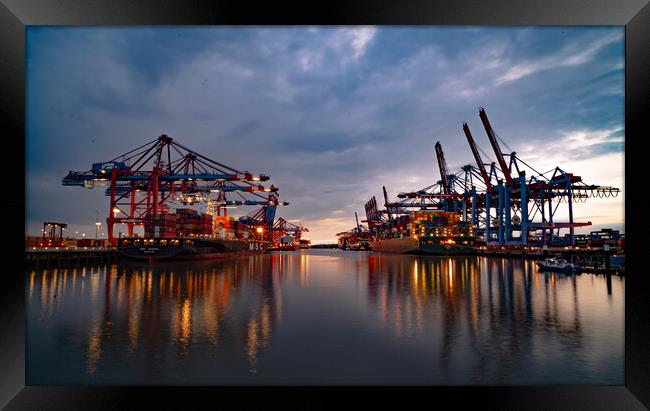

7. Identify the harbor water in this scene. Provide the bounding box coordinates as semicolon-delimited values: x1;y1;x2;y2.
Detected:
26;250;624;385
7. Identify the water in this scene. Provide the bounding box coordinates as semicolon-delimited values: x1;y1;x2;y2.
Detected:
26;250;624;385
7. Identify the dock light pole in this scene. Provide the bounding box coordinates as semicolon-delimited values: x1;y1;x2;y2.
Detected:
95;209;101;240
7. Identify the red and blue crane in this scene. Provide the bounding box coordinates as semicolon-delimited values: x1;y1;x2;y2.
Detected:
62;134;288;245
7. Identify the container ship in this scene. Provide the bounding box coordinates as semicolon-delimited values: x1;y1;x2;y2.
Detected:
369;210;476;255
268;234;299;251
117;236;268;262
336;229;372;250
266;218;309;251
337;212;373;250
59;134;288;262
117;209;268;262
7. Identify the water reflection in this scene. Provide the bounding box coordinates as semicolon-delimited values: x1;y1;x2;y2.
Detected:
366;254;623;384
26;251;623;385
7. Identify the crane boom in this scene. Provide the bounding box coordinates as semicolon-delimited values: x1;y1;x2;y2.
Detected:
462;122;493;193
364;196;383;229
434;142;451;194
382;186;392;221
479;107;514;187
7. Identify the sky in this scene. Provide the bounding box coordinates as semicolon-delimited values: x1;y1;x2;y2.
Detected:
25;26;624;243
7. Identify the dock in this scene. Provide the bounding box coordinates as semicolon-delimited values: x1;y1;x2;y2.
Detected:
25;247;119;268
476;246;624;274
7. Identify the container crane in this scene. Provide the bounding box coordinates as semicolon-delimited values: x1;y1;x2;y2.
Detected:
479;107;515;188
41;222;67;247
62;134;288;245
473;108;619;246
382;186;394;221
462;122;493;194
238;192;286;241
435;141;451;195
337;212;372;250
462;121;497;241
371;107;621;248
385;142;464;213
271;217;309;249
364;196;389;238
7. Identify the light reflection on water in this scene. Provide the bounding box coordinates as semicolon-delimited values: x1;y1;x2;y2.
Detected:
26;250;623;385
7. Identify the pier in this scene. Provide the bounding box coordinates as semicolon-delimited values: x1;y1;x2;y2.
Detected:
475;245;624;274
25;248;119;268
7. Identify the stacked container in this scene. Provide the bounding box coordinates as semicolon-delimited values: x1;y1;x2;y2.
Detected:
447;212;461;226
233;220;250;239
200;213;213;235
409;210;464;237
175;208;201;237
144;213;177;238
430;212;450;227
214;216;235;239
387;215;410;237
76;238;109;247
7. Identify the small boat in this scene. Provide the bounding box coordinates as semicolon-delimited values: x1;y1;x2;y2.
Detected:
536;257;581;273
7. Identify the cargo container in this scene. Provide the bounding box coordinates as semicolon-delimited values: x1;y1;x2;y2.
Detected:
371;210;476;255
214;216;236;239
145;213;177;238
76;239;108;248
175;208;198;215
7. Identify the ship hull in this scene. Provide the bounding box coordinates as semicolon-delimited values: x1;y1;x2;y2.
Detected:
370;237;476;255
369;237;420;253
268;245;299;251
118;238;268;262
416;243;476;255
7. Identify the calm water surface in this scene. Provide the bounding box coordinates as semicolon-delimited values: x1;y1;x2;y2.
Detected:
26;250;624;385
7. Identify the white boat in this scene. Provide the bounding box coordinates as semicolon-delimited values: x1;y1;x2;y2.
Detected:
536;257;581;273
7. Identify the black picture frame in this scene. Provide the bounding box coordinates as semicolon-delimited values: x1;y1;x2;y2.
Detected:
2;0;648;409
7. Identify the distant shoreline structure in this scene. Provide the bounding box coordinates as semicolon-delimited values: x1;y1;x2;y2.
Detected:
309;243;339;249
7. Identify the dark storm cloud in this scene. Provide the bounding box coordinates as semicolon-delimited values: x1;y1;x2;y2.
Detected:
26;26;624;241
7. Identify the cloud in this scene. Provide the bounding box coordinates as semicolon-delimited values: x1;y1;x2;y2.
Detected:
26;27;625;241
517;127;624;166
330;27;375;54
348;27;377;59
496;31;623;85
